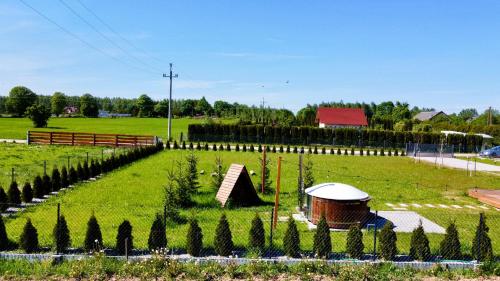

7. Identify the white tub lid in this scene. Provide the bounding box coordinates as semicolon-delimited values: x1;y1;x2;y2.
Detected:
304;182;370;201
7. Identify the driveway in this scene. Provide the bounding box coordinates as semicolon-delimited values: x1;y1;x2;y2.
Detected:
415;157;500;172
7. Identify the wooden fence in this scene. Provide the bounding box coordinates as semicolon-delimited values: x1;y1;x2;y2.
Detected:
27;131;158;147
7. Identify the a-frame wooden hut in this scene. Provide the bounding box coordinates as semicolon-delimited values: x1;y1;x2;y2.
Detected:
216;164;261;207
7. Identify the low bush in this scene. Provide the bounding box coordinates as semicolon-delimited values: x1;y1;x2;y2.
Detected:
7;181;21;205
346;225;364;259
21;182;32;203
283;216;300;258
186;218;203;257
116;220;133;255
248;213;265;254
53;215;71;253
20;219;38;253
148;213;166;251
84;214;103;252
51;167;61;191
214;214;233;256
0;188;7;212
0;216;8;250
42;174;51;195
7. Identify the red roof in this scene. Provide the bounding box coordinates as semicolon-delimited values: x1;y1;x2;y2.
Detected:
316;107;368;126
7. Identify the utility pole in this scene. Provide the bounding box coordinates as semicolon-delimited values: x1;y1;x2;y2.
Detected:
273;156;282;229
163;63;178;141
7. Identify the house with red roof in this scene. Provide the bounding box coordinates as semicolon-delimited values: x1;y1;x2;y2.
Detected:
315;107;368;128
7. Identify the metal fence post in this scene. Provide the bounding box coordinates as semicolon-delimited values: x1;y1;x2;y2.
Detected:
269;207;274;253
56;203;60;254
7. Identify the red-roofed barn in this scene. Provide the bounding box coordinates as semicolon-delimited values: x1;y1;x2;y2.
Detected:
315;107;368;128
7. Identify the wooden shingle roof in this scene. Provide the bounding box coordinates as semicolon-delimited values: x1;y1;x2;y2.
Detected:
216;164;260;207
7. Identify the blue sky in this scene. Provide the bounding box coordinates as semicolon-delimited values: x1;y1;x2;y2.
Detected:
1;0;499;113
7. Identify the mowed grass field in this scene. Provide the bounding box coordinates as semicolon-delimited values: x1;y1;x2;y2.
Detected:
0;143;124;188
4;149;499;256
0;117;232;140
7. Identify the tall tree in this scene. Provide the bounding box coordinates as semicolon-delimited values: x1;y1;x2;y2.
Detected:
80;94;99;117
136;94;155;117
195;96;213;116
6;86;37;117
186;152;199;194
51;92;67;117
25;104;51;128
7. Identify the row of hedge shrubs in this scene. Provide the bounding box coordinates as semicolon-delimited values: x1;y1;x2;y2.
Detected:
188;124;483;152
167;141;406;156
0;143;163;210
2;212;493;262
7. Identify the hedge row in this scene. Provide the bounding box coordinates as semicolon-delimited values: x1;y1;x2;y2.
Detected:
0;142;164;210
167;141;406;156
188;124;483;152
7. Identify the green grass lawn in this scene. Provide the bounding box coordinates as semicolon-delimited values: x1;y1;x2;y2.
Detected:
0;117;235;140
4;149;499;257
0;143;126;188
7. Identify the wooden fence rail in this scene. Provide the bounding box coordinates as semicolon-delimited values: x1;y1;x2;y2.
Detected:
27;131;158;147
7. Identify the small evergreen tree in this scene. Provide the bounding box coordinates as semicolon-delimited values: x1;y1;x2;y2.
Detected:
186;218;203;257
350;147;355;155
0;216;8;250
258;144;262;153
0;188;7;212
83;161;90;180
366;149;371;156
337;148;341;155
172;160;192;207
440;222;461;260
313;146;318;154
242;144;247;152
226;143;231;151
346;225;364;259
7;181;21;205
280;145;284;153
303;155;314;189
42;174;51;195
472;213;493;261
211;156;225;191
388;149;392;156
164;169;182;222
380;149;385;156
409;221;431;261
173;141;179;149
258;155;272;194
374;149;378;156
189;142;193;150
214;214;233;256
60;166;69;188
250;144;255;152
272;146;276;153
360;148;364;156
84;214;103;252
186;152;200;194
20;218;38;253
77;162;85;181
313;214;331;258
148;213;166;250
51;167;61;192
89;160;96;178
116;220;133;255
293;146;298;153
21;182;33;203
235;144;240;151
182;141;186;149
53;215;71;253
283;216;300;258
33;175;44;198
219;144;225;151
248;213;265;253
212;143;217;151
378;221;397;260
69;166;78;184
344;149;348;155
204;143;209;151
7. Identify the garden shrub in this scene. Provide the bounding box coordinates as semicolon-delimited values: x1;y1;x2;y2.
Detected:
196;142;201;150
204;143;209;151
226;143;231;151
42;174;51;195
272;146;276;153
250;144;254;152
189;142;193;150
214;214;233;256
346;225;364;259
313;214;331;258
0;216;8;250
20;218;38;253
360;149;363;156
344;149;348;155
33;175;44;198
7;181;21;205
330;148;334;155
77;163;85;181
0;188;7;212
83;161;90;180
350;147;355;155
84;214;103;252
308;146;312;154
337;148;341;155
242;144;247;152
248;213;265;254
258;144;262;153
219;144;224;151
89;160;96;178
300;147;304;154
374;149;378;156
51;167;61;191
279;145;284;153
313;146;318;154
394;149;399;156
293;146;298;153
148;213;166;250
186;218;203;257
53;215;71;253
366;149;371;156
166;140;171;149
173;141;179;149
472;213;493;261
266;145;271;153
380;149;385;156
409;222;431;261
286;145;290;153
116;220;133;255
69;166;78;184
388;149;392;156
181;141;186;149
60;166;69;188
235;144;240;151
440;222;461;260
212;144;217;151
378;221;397;260
283;216;300;258
321;147;326;154
21;182;33;203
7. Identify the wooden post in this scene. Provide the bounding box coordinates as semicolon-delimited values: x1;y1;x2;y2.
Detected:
261;149;266;193
49;132;53;144
93;134;96;146
71;133;75;146
115;135;119;147
273;156;282;229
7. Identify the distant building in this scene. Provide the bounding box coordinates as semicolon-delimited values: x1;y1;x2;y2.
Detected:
414;111;448;122
315;107;368;128
64;106;78;115
98;110;132;118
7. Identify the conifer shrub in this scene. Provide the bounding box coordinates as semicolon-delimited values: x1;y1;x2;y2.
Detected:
286;145;290;153
77;162;85;182
60;166;69;188
266;145;271;152
116;220;133;255
313;214;331;258
53;215;71;253
346;224;364;259
204;143;209;151
226;143;231;151
0;216;8;250
258;144;262;153
337;148;341;155
440;222;461;260
279;145;284;153
388;149;392;156
186;218;203;257
166;140;171;149
360;148;364;156
69;166;78;185
0;188;7;212
95;160;102;176
272;146;276;153
283;216;300;258
8;181;21;205
300;147;304;154
409;222;431;261
380;148;385;156
250;144;255;152
196;142;201;150
308;146;312;154
219;144;224;151
344;149;348;155
148;214;166;250
401;150;406;156
89;160;96;178
293;146;298;153
472;213;493;261
214;214;233;256
186;153;200;194
313;146;318;154
51;167;61;191
374;149;378;156
350;147;355;155
182;141;186;149
20;218;38;253
21;182;33;203
366;149;371;156
83;161;90;180
330;148;334;155
242;144;247;152
212;144;217;151
189;142;193;150
173;141;179;149
248;213;265;254
394;149;399;156
321;147;326;154
235;144;240;151
378;221;397;260
84;214;103;252
33;175;44;199
42;174;51;195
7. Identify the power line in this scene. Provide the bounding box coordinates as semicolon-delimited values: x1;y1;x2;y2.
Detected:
18;0;154;74
57;0;160;73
